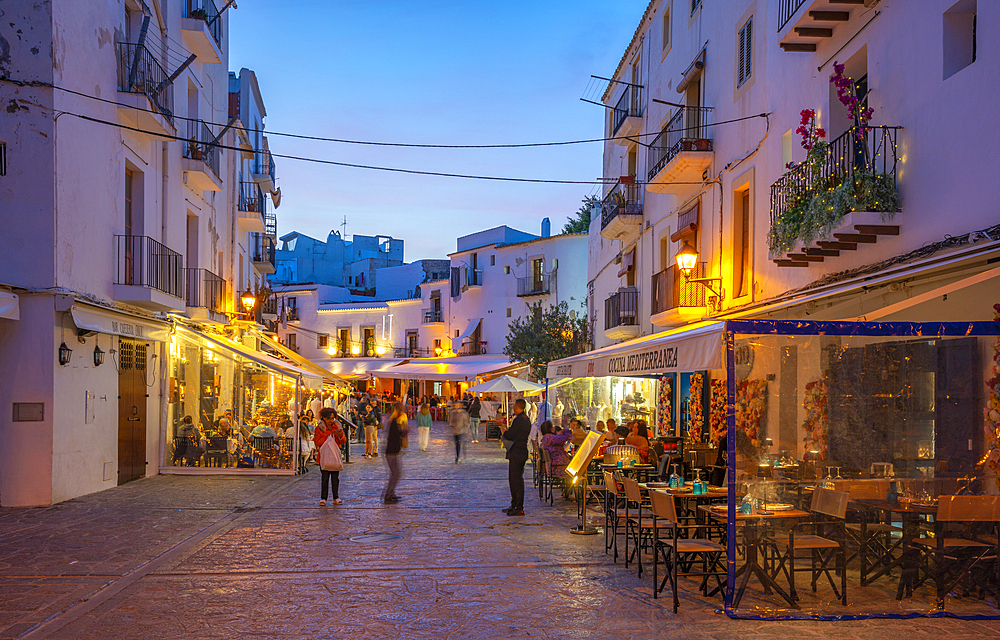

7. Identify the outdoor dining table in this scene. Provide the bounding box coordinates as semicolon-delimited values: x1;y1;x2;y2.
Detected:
699;504;811;609
602;463;656;483
640;483;728;523
850;498;938;597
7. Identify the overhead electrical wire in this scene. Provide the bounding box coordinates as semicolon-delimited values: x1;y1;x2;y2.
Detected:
1;78;770;150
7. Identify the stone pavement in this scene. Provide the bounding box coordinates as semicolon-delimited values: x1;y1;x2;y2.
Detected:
1;423;998;639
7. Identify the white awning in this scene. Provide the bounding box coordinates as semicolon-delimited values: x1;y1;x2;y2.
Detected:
71;304;170;341
251;330;346;387
454;317;482;344
0;291;18;320
179;326;324;389
546;321;725;379
379;354;522;382
317;358;406;380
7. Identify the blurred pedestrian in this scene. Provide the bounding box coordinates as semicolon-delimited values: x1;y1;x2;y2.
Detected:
417;402;432;451
468;395;482;443
449;401;470;462
384;402;409;504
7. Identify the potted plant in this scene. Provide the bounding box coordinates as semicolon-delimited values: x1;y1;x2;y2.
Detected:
189;139;202;161
191;7;208;20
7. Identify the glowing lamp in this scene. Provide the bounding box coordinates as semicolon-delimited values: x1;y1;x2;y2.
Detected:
240;290;256;311
350;345;361;356
327;346;336;356
375;345;386;356
675;241;699;275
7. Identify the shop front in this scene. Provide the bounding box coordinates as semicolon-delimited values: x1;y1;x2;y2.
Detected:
548;319;1000;619
163;326;323;474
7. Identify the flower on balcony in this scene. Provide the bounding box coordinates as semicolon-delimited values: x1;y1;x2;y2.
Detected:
831;62;873;142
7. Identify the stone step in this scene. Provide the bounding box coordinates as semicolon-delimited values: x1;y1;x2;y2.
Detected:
786;253;825;262
803;248;840;257
855;224;900;236
817;241;858;250
834;232;878;243
773;260;812;267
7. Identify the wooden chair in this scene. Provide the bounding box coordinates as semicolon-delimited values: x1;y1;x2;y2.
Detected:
603;470;627;562
622;476;671;578
908;495;1000;609
842;480;903;585
649;488;726;612
530;440;541;494
204;436;229;467
540;448;566;505
767;487;849;605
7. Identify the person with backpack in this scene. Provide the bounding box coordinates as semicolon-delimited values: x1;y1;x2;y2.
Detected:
315;408;347;505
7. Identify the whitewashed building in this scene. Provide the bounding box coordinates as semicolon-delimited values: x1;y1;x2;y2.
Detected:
0;1;286;505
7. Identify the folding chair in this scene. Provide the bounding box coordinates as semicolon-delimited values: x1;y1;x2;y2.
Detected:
767;487;849;605
649;488;726;612
603;470;627;562
622;476;670;578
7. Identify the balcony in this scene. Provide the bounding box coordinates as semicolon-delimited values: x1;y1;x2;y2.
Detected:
769;126;901;267
778;0;867;53
181;0;222;64
646;106;713;196
611;84;643;141
422;308;443;324
457;340;488;357
253;148;276;193
286;307;299;322
394;346;436;358
604;288;639;341
264;210;277;238
257;293;278;322
600;180;643;240
251;233;276;274
650;263;707;328
517;272;553;297
115;42;174;135
184;267;226;323
113;235;185;311
237;182;266;234
183;120;223;191
465;268;483;289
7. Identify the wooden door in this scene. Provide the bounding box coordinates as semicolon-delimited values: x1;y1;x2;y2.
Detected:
118;338;148;485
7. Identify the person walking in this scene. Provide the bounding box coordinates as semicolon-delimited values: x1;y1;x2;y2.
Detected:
502;398;531;516
384;402;408;504
362;402;379;458
315;408;347;505
448;401;470;463
468;396;482;443
416;402;432;451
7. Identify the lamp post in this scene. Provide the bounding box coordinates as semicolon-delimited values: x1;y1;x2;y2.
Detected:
240;290;257;315
675;241;724;311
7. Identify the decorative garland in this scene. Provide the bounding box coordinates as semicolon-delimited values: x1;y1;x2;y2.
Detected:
709;379;768;449
802;380;829;459
983;303;1000;483
688;373;704;443
657;375;673;437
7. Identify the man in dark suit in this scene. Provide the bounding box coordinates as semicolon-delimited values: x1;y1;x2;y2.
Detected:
502;398;531;516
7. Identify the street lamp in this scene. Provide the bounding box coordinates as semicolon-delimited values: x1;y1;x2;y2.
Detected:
350;344;361;356
375;345;386;356
93;344;105;367
674;241;724;310
58;342;72;366
240;290;257;313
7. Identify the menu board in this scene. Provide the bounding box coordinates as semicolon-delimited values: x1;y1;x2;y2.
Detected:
566;431;607;479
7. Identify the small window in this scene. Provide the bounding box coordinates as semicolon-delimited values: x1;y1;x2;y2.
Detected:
552;258;558;270
287;333;297;352
506;308;511;318
318;334;329;348
0;142;6;176
504;266;511;275
661;7;671;54
490;255;496;266
691;0;702;15
943;0;977;79
738;16;753;88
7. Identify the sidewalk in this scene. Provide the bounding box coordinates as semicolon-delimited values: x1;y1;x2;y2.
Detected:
0;423;997;639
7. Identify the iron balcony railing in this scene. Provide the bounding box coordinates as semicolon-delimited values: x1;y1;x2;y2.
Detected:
238;181;262;214
251;233;275;266
777;0;808;32
422;308;443;324
769;125;900;226
286;307;299;322
114;235;184;299
517;273;552;296
115;42;173;122
184;0;222;46
255;148;276;183
255;293;277;324
184;119;221;178
457;340;487;357
647;106;713;182
466;268;483;287
600;180;643;231
394;346;437;358
651;263;706;315
264;210;277;237
611;84;643;135
183;267;225;313
605;288;639;331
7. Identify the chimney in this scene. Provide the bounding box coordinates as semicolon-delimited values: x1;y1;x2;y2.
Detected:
541;217;551;238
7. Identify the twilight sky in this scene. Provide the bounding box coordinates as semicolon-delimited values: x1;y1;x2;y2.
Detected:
229;0;649;260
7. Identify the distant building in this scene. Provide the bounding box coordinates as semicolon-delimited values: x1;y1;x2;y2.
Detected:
272;231;404;292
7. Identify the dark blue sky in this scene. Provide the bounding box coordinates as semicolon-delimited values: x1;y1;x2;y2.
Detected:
230;0;648;259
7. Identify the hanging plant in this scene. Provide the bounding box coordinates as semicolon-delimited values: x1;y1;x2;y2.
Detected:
688;373;704;443
802;380;829;458
657;375;674;436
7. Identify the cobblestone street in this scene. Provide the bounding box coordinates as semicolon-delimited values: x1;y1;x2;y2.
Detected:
2;423;998;640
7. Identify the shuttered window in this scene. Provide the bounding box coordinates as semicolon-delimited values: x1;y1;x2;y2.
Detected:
738;17;753;88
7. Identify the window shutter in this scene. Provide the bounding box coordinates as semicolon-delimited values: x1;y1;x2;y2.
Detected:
450;267;461;298
744;18;752;82
738;26;746;86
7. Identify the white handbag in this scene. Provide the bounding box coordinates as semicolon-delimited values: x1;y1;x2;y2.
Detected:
319;437;344;472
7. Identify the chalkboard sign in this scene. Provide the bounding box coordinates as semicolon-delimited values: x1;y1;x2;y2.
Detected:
486;422;502;441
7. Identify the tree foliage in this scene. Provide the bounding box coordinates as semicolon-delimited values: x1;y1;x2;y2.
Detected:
504;301;590;381
562;195;598;234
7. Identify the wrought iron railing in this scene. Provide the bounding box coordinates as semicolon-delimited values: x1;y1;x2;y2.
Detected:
605;289;639;330
264;210;277;237
115;42;173;122
114;235;184;299
422;308;443;323
255;148;275;183
651;263;706;315
611;84;643;135
517;273;552;296
457;340;487;357
184;0;222;46
777;0;808;32
238;181;261;213
647;106;713;182
769;126;900;226
184;120;220;178
183;267;225;312
286;307;299;322
600;180;643;230
257;293;277;322
251;233;275;266
394;346;437;358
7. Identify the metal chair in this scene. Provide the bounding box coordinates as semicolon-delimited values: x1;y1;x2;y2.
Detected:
603;470;627;562
622;476;670;578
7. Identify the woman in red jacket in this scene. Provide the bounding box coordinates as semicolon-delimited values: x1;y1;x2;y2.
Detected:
315;407;348;505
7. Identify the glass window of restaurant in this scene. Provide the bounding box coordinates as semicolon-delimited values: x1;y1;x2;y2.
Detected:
165;332;299;471
721;322;1000;619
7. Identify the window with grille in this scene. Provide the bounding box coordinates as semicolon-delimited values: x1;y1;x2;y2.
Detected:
738;16;753;88
318;334;328;348
0;142;7;176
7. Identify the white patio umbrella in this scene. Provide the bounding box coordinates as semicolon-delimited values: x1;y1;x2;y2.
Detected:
467;375;544;429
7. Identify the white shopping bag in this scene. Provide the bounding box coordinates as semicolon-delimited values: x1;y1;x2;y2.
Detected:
319;437;344;472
